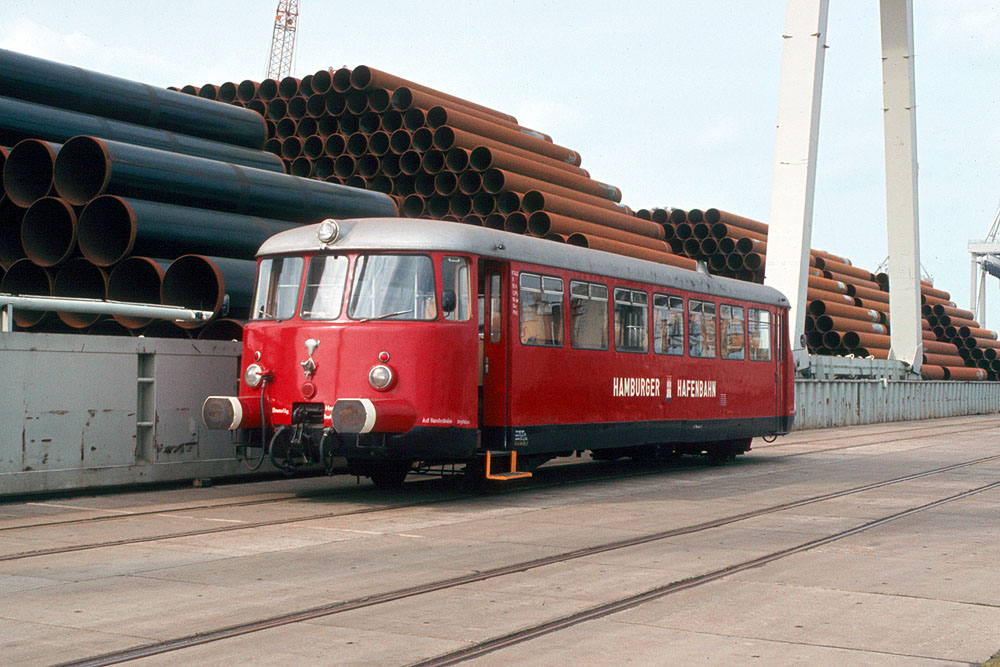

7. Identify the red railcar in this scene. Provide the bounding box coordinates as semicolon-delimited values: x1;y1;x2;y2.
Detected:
203;218;794;487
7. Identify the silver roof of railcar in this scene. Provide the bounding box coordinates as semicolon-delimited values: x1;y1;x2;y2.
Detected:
257;218;789;307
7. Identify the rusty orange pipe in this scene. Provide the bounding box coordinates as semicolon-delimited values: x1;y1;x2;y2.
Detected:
522;190;658;240
482;169;626;213
704;209;768;236
566;234;696;270
351;66;517;123
528;212;674;253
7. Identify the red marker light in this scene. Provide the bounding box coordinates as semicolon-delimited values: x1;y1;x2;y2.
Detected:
378;351;390;362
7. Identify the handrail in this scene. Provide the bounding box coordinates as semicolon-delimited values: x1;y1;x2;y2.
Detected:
0;293;215;332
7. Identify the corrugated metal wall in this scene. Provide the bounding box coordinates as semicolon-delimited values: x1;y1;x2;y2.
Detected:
794;379;1000;429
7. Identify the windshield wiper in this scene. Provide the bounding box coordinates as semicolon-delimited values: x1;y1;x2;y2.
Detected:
359;309;413;322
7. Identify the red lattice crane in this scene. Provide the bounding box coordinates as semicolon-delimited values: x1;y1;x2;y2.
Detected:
265;0;299;80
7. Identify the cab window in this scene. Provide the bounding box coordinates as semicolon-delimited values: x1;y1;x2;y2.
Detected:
519;272;564;346
251;256;304;320
348;254;437;321
300;255;348;319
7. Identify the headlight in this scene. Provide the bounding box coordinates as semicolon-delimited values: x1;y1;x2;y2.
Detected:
245;363;265;388
317;219;340;244
368;364;394;390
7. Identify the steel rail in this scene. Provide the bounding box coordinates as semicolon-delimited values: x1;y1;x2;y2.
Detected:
55;453;1000;666
415;478;1000;666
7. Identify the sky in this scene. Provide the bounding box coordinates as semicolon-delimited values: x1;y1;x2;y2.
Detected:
2;1;998;322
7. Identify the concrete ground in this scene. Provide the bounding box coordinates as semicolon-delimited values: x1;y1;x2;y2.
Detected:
0;415;998;666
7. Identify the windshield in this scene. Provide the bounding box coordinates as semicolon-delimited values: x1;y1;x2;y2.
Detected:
251;257;304;320
300;255;348;319
348;254;437;321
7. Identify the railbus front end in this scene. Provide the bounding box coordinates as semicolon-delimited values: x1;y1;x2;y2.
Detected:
202;219;481;488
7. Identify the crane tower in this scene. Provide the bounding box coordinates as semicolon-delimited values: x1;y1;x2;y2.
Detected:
265;0;299;80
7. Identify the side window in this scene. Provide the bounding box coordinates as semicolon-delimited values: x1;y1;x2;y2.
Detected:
519;272;564;347
441;256;471;321
614;288;648;353
570;280;609;350
748;308;772;361
688;299;717;358
720;304;746;360
653;294;684;355
489;273;501;343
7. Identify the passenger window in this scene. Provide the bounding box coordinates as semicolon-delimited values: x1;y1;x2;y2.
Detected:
614;288;648;353
688;299;717;358
519;272;564;347
748;308;772;361
300;255;348;319
653;294;684;355
489;273;501;343
570;281;609;350
251;256;304;320
441;256;471;321
720;304;746;360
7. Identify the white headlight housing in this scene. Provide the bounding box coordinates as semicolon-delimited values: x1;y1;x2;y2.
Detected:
245;363;265;388
368;364;394;390
317;219;340;244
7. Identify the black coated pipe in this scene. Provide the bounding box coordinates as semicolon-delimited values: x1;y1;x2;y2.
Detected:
0;196;27;266
1;96;286;173
0;258;52;327
0;48;266;149
87;319;133;337
53;258;107;328
3;139;60;206
197;318;245;341
161;255;256;327
21;196;78;267
107;256;170;328
54;137;398;222
141;320;191;339
77;195;298;267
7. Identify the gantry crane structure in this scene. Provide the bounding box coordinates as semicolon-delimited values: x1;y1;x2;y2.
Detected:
968;203;1000;328
265;0;299;81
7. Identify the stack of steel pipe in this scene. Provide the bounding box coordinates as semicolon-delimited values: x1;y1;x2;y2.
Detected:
192;65;696;271
636;204;998;380
637;207;767;282
873;274;994;380
0;49;396;339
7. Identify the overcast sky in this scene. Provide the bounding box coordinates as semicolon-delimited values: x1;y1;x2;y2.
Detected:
2;1;998;322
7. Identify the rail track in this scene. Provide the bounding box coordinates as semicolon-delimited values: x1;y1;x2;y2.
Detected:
6;416;997;537
57;452;1000;666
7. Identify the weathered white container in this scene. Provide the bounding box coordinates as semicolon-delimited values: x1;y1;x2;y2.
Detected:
0;332;247;495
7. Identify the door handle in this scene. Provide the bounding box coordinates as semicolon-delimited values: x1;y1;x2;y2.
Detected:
485;357;489;374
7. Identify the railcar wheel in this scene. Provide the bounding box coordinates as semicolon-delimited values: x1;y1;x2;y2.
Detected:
369;461;412;489
268;427;296;473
